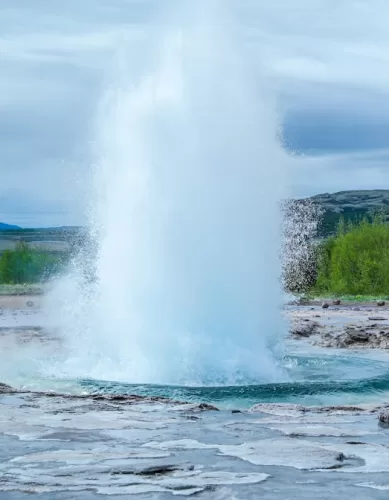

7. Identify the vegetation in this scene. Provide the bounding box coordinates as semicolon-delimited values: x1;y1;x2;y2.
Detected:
314;216;389;296
307;190;389;237
1;198;389;297
0;242;66;284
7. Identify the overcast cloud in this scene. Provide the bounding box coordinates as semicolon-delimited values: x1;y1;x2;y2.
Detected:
1;0;388;226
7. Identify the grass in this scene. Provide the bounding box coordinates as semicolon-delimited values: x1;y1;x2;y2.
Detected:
299;291;389;303
0;284;44;296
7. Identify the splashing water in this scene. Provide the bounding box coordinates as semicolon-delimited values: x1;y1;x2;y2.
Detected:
46;1;289;386
281;198;324;294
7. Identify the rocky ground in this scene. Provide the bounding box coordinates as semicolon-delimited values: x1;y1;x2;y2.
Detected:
3;293;389;351
1;383;389;498
288;301;389;350
1;295;389;497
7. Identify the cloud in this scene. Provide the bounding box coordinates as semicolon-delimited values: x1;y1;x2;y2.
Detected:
241;1;389;106
1;0;388;226
290;148;389;197
284;107;389;153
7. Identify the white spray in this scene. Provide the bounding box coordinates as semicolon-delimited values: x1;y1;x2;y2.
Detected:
46;1;289;386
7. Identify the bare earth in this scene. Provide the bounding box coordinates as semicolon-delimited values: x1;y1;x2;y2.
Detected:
288;302;389;350
1;292;389;350
1;293;389;348
0;294;42;310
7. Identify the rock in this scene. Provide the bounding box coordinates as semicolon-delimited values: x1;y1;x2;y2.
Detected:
378;409;389;426
315;326;382;348
197;403;219;411
316;405;365;413
135;465;184;476
344;330;370;343
182;403;220;412
336;453;345;462
377;301;386;307
291;321;319;338
112;464;195;477
292;327;310;338
332;299;341;305
322;302;329;309
292;303;389;350
249;403;306;414
0;383;14;393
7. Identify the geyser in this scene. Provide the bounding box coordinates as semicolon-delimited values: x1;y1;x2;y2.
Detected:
48;1;288;386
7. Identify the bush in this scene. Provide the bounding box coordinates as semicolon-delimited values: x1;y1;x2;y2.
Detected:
0;242;63;284
315;218;389;295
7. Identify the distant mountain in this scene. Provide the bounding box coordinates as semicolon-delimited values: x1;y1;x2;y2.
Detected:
3;190;389;241
0;225;87;253
0;222;21;231
306;190;389;236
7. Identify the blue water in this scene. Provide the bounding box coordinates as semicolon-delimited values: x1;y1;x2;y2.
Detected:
76;352;389;408
2;316;389;409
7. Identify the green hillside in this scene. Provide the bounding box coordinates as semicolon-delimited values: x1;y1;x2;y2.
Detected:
307;190;389;236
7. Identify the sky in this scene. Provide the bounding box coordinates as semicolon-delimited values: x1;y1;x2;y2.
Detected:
1;0;389;227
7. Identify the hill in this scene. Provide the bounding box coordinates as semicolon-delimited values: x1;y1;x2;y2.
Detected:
0;226;85;252
307;190;389;236
2;189;389;243
0;222;21;231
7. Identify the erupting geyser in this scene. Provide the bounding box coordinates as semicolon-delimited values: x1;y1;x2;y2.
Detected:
48;1;289;386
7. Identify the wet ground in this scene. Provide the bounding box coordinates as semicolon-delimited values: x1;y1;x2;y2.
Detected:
1;298;389;498
1;388;389;498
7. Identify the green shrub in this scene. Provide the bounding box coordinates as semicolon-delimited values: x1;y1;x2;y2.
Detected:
0;242;64;284
315;218;389;295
